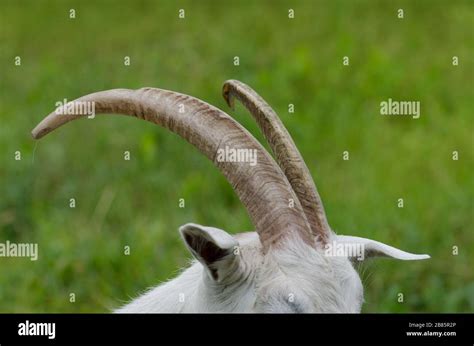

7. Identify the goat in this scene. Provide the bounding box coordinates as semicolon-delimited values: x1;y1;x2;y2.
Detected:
31;80;430;313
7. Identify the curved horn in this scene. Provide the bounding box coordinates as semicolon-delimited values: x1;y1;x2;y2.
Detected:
222;80;331;244
32;87;314;251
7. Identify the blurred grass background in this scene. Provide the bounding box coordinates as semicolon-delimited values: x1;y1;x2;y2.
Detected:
0;0;472;312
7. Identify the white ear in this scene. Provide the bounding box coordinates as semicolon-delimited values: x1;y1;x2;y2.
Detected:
335;235;430;261
179;223;239;281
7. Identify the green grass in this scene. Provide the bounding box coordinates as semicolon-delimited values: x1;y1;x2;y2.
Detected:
0;0;472;312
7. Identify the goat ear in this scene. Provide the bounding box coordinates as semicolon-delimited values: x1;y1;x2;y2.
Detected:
179;223;239;282
334;235;430;261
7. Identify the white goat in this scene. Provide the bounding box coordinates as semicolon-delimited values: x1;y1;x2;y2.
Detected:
32;80;429;313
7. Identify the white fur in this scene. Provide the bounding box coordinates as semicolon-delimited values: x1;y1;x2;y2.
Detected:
116;229;369;313
116;225;428;313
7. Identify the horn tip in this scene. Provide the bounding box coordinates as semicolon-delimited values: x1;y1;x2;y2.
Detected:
31;125;49;140
222;81;236;110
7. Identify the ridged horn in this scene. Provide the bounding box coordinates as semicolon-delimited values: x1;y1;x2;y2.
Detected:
32;87;314;250
222;80;331;244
